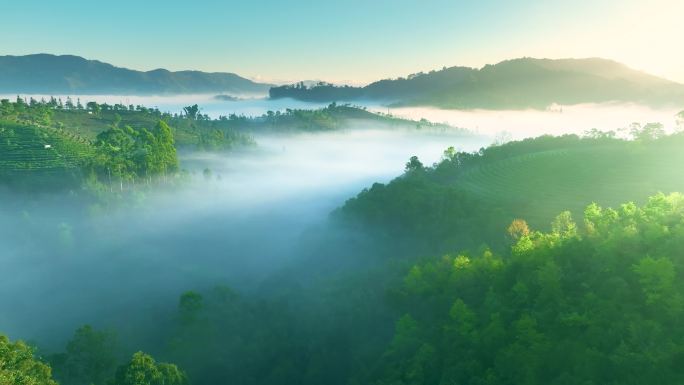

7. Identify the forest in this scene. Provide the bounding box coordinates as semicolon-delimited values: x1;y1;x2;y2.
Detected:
4;2;684;384
3;112;684;384
0;97;445;193
5;190;684;385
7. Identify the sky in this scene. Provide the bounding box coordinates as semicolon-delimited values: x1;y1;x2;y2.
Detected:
1;0;682;84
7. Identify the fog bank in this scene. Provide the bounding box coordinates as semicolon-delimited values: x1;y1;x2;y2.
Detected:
0;125;485;350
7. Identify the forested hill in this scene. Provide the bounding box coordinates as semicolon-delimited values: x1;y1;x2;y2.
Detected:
337;126;684;257
270;57;684;109
0;98;458;192
0;54;272;95
7;124;684;385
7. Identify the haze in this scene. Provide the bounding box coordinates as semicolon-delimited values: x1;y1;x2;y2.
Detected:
2;0;683;84
2;99;681;349
2;2;684;384
0;123;485;349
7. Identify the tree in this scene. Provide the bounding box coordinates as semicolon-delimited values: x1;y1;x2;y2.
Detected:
0;99;13;116
442;146;456;161
631;122;665;141
372;194;684;385
551;210;577;238
182;105;199;120
95;125;136;180
0;334;58;385
404;156;424;172
50;325;118;385
632;257;679;308
153;120;178;173
178;291;203;325
507;219;530;240
112;352;187;385
584;128;616;139
86;102;102;115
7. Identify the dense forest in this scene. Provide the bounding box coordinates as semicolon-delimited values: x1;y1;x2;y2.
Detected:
4;1;684;384
270;58;684;109
0;97;185;191
4;191;684;384
4;124;684;384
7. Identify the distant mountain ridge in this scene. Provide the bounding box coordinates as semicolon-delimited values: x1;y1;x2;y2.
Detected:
0;54;272;95
270;58;684;109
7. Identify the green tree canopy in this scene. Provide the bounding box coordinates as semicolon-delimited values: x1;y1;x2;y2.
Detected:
112;352;187;385
0;335;57;385
49;325;118;385
372;193;684;385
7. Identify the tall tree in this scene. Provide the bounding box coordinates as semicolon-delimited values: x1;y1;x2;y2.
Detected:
112;352;187;385
50;325;118;385
0;334;58;385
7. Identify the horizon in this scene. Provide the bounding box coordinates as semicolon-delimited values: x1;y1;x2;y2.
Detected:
3;53;681;87
2;0;682;84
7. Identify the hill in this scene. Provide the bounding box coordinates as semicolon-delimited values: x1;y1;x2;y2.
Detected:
0;54;272;95
270;58;684;109
0;120;93;190
370;192;684;385
337;129;684;256
0;97;462;191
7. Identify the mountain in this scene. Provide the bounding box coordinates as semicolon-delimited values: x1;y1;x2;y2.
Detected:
270;58;684;109
0;54;272;95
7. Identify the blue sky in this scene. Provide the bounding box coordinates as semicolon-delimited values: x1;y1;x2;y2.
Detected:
2;0;682;84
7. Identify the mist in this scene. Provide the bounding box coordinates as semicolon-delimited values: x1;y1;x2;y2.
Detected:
0;124;486;352
1;96;680;354
369;103;681;140
5;94;680;139
0;94;329;119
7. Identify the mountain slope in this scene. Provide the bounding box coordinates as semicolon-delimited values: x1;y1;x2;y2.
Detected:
0;54;272;95
337;132;684;256
0;119;94;189
270;58;684;109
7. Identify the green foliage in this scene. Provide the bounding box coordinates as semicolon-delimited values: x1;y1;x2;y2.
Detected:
404;156;424;173
338;133;684;256
182;105;199;120
178;291;203;325
251;103;452;132
0;98;191;191
112;352;187;385
372;193;684;384
630;122;666;141
0;119;92;189
167;287;303;385
49;325;118;385
0;98;449;192
0;335;57;385
91;119;177;180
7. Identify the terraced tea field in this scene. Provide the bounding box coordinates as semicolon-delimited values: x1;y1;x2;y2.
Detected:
456;141;684;227
0;120;94;187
